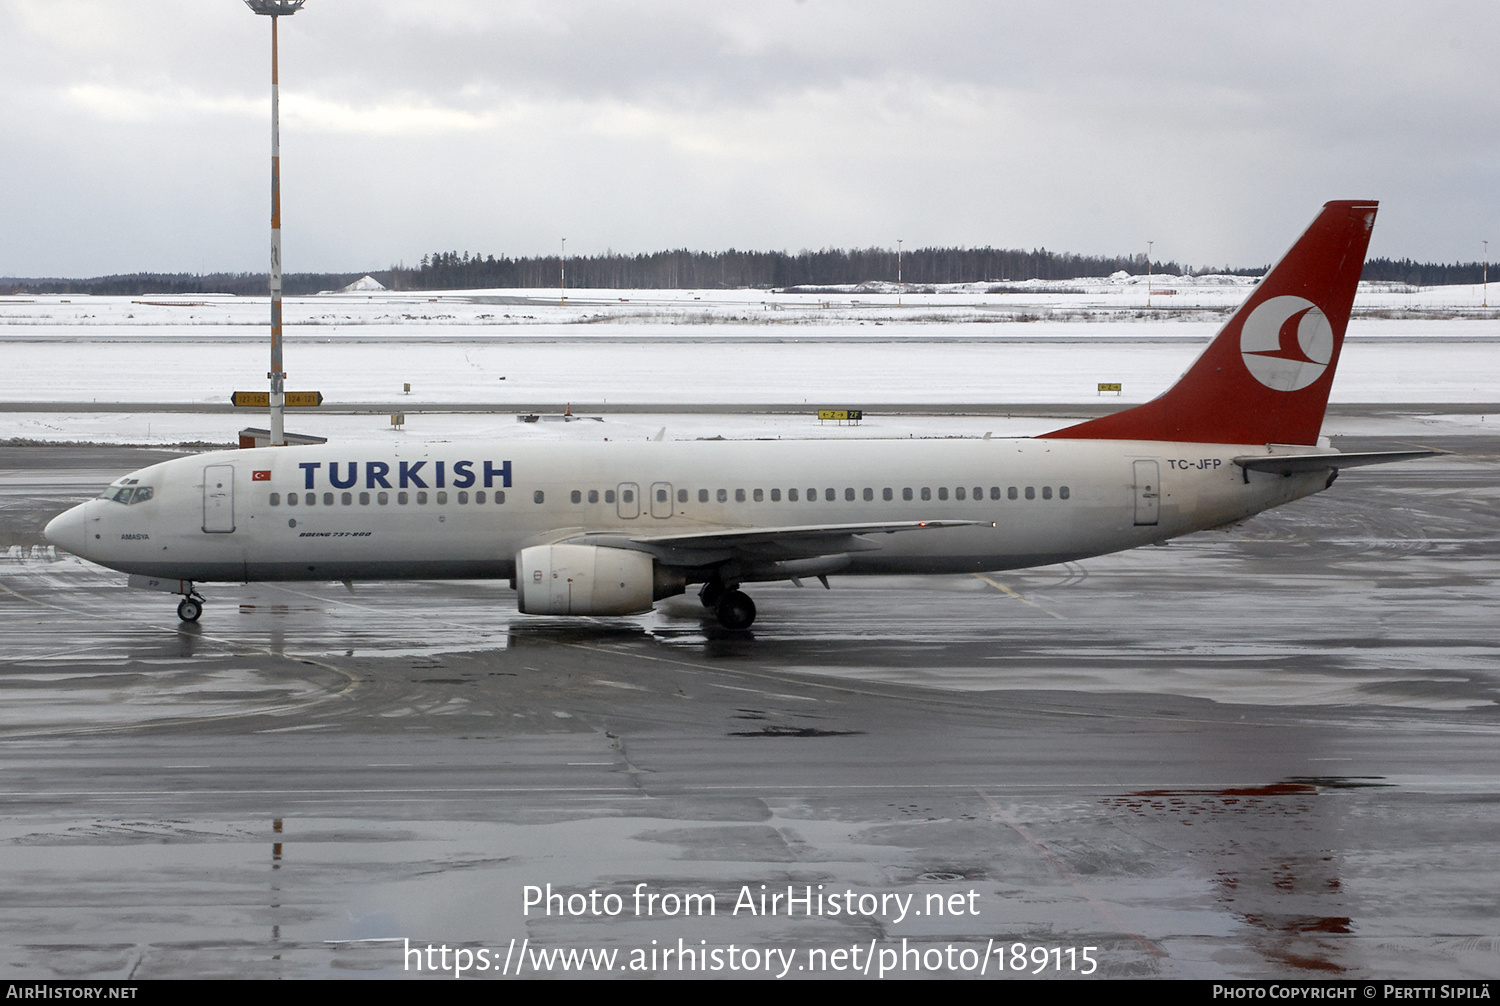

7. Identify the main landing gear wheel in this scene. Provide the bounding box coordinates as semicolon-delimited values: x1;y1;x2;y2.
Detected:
715;589;756;630
177;597;203;623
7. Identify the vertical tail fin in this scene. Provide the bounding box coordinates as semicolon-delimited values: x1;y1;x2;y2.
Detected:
1040;200;1378;446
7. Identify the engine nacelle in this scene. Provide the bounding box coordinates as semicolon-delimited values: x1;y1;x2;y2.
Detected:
516;544;657;616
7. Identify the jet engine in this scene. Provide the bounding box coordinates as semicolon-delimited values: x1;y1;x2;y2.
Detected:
516;544;682;616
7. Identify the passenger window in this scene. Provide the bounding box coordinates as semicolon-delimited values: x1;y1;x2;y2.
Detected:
398;492;409;505
416;492;427;505
495;491;505;504
591;490;601;503
622;489;633;503
571;490;582;504
605;490;615;503
903;488;913;501
717;489;727;503
788;488;799;501
956;487;966;500
1060;485;1070;500
753;488;763;502
476;490;486;504
807;488;817;502
973;487;982;500
863;488;873;501
269;492;280;506
1042;486;1053;500
771;488;781;501
938;487;948;501
534;491;545;504
436;491;447;504
1008;487;1018;500
883;488;893;501
825;488;836;501
735;489;746;502
308;492;318;506
287;493;298;506
1025;487;1035;500
921;487;931;501
990;487;1000;500
845;488;855;501
359;492;370;505
699;489;709;503
676;489;686;503
458;491;469;504
377;492;389;505
660;489;671;503
341;492;352;505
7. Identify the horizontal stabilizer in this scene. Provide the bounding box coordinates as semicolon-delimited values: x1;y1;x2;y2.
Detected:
1233;450;1441;476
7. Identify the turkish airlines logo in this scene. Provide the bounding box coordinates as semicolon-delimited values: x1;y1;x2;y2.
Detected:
1239;295;1334;392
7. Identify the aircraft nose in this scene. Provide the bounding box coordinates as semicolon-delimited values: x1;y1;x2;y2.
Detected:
44;504;90;556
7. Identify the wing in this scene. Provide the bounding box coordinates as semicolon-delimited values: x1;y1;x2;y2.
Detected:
559;519;980;565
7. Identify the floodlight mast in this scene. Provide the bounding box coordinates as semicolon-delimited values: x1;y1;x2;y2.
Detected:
246;0;305;446
897;239;902;308
1146;240;1153;309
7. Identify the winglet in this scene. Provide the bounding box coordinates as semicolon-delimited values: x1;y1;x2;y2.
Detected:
1040;200;1378;446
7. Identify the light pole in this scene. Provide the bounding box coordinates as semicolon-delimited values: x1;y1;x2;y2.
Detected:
1146;240;1154;309
245;0;306;447
897;239;903;308
560;237;566;306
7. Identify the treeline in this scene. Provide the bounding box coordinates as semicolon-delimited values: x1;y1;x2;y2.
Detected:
1360;258;1491;286
385;249;1498;289
3;252;1490;296
398;247;1191;290
2;271;391;297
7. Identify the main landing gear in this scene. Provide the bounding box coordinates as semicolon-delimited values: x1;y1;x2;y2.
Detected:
176;592;205;623
699;581;757;630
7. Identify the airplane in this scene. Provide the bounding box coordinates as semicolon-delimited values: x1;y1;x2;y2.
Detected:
44;200;1436;630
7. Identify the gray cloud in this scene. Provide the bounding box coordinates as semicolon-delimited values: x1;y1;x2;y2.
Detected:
2;0;1495;276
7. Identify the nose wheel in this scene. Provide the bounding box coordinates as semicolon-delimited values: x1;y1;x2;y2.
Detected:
177;595;204;623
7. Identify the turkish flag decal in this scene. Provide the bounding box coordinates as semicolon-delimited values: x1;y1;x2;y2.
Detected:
252;470;272;481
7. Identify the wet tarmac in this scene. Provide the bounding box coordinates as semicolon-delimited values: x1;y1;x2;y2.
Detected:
0;437;1498;979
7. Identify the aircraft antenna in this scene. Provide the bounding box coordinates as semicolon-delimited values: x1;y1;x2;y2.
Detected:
246;0;307;446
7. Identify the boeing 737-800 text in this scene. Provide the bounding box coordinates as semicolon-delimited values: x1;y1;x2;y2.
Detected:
44;200;1433;629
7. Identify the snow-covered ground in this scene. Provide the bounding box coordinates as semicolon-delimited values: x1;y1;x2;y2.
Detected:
1;277;1495;330
2;284;1496;446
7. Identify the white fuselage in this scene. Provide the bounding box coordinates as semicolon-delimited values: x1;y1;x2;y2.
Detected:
45;437;1326;585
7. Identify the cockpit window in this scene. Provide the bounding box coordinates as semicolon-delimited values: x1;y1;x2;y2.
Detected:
102;485;154;505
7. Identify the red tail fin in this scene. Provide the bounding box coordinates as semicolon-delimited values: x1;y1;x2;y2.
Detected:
1040;200;1378;446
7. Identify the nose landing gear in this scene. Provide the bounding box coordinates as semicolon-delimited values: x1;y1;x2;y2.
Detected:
176;592;204;623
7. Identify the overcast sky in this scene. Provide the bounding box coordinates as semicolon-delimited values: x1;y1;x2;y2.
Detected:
3;1;1496;277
